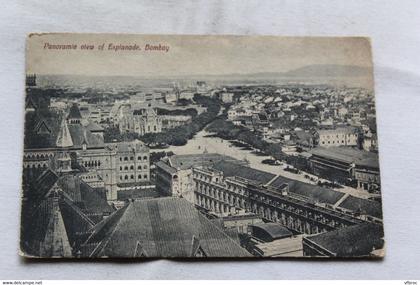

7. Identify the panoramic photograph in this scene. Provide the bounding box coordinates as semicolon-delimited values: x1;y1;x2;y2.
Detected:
21;34;384;258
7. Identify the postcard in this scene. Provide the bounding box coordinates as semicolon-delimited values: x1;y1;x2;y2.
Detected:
21;34;384;258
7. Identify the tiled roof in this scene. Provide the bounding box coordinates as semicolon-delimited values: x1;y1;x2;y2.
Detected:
22;195;95;257
31;169;59;202
305;223;384;257
24;111;62;149
338;195;383;219
85;121;104;132
83;197;251;258
155;160;177;174
68;124;104;148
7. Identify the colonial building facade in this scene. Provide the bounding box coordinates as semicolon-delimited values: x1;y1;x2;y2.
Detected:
316;127;359;147
23;97;150;201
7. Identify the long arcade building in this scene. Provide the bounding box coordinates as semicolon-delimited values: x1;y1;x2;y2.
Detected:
193;167;364;235
156;155;382;236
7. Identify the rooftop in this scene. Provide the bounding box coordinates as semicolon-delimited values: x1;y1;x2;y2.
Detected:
212;160;276;185
82;197;251;258
250;222;293;240
318;126;357;135
305;223;384;257
67;103;82;119
310;147;379;168
169;153;241;170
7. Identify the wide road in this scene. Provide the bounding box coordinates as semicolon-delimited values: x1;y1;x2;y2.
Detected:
151;129;373;199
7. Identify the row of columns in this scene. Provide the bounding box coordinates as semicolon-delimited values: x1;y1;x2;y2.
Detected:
196;194;237;215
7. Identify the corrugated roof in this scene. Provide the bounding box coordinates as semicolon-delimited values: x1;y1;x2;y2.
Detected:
310;147;379;168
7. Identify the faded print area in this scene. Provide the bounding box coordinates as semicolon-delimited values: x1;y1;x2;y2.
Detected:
21;34;384;258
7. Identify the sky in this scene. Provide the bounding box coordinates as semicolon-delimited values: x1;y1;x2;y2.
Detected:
26;34;373;78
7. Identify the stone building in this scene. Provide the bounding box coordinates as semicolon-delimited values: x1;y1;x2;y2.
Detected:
309;147;380;191
155;153;244;204
118;105;162;135
23;102;151;201
110;140;150;186
192;161;382;235
316;127;359;147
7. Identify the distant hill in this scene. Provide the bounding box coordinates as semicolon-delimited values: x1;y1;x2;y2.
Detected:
283;64;372;78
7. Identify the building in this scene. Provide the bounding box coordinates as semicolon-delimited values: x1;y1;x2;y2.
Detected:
252;235;304;257
192;160;382;234
249;223;293;243
155;153;243;203
80;197;251;258
220;213;262;234
111;140;150;186
79;171;105;189
316;127;359;147
220;92;234;103
302;223;384;257
245;223;303;257
20;170;115;257
24;102;151;201
160;115;192;130
309;147;380;191
117;104;162;135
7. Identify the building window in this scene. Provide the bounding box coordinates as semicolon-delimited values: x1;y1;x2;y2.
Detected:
143;156;147;160
130;156;134;160
138;175;142;179
144;174;148;179
120;176;123;180
124;175;128;180
124;157;128;161
120;166;122;170
138;156;141;160
144;165;147;170
130;175;134;179
138;165;142;170
119;157;122;161
124;166;128;170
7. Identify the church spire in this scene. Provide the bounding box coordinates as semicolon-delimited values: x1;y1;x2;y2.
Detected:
56;117;73;148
